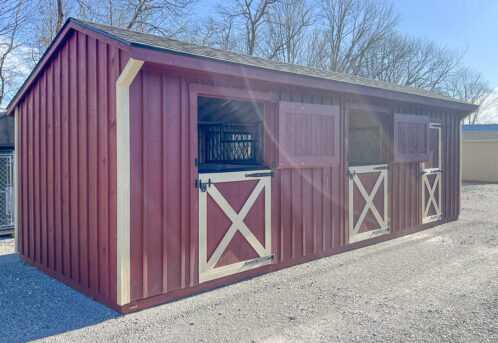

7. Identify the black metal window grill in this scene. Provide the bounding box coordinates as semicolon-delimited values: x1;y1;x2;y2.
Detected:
199;122;263;165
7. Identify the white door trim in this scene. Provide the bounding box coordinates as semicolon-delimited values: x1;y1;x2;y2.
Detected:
199;170;272;283
422;124;443;224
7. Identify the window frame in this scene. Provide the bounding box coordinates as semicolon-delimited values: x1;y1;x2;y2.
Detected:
191;84;274;173
422;122;442;172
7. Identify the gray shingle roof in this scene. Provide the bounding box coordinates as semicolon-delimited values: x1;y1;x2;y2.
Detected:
73;18;473;107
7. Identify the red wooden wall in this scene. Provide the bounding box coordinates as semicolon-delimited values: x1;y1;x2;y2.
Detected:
129;69;195;301
390;108;461;233
127;65;463;309
128;68;348;305
16;30;129;307
15;33;463;311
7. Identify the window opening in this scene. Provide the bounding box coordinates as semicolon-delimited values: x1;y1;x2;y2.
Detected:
348;110;393;166
198;96;266;173
424;123;442;170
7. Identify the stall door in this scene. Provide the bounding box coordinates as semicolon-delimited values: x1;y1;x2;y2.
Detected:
348;164;389;243
198;170;272;283
422;123;442;223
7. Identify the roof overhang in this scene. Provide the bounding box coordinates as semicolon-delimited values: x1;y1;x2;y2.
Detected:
5;19;132;115
129;44;478;113
6;18;479;115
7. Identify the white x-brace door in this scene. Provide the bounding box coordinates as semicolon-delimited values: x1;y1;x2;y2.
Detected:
422;123;442;223
348;164;389;243
198;170;272;283
422;170;442;223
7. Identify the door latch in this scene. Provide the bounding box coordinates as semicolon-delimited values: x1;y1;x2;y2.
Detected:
243;255;273;266
245;171;274;178
195;178;212;192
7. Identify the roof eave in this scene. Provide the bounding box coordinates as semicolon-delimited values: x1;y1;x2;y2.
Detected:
127;42;477;113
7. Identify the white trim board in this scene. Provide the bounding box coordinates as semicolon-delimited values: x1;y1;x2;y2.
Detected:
116;58;144;306
14;108;19;252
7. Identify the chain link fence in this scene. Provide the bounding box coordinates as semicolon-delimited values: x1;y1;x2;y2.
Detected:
0;152;14;231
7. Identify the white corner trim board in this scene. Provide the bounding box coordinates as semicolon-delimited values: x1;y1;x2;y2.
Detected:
14;107;19;253
116;58;144;306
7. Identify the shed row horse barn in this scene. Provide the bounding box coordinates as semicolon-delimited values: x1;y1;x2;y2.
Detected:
7;19;477;312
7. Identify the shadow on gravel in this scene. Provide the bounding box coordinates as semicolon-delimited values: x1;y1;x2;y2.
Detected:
0;253;119;342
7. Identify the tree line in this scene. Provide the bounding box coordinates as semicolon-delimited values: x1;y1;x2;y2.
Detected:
0;0;492;122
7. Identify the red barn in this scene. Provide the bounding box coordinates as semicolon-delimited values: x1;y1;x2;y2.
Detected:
6;18;477;312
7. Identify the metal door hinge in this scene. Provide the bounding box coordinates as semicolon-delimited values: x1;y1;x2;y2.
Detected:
195;178;212;192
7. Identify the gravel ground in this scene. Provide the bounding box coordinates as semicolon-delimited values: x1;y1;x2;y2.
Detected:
0;183;497;343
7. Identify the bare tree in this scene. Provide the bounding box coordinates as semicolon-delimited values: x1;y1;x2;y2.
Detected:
360;32;462;92
262;0;313;63
26;0;69;63
213;0;279;56
3;0;493;116
402;39;461;92
188;15;240;51
76;0;196;35
26;0;197;63
0;0;26;106
307;0;397;74
360;33;412;84
445;68;492;124
474;89;498;124
304;28;329;70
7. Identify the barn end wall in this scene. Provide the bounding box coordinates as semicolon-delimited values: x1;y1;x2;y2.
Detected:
15;29;129;308
127;64;463;311
462;140;498;183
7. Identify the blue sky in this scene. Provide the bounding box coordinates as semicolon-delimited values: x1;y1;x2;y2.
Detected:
395;0;498;88
194;0;498;88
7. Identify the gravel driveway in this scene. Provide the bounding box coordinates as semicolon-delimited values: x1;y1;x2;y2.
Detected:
1;183;497;343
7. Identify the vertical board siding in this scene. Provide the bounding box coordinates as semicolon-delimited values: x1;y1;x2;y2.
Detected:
16;30;127;305
130;71;190;301
129;73;346;302
97;39;110;296
389;110;462;232
129;68;463;306
390;162;421;233
274;107;344;258
274;90;345;261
